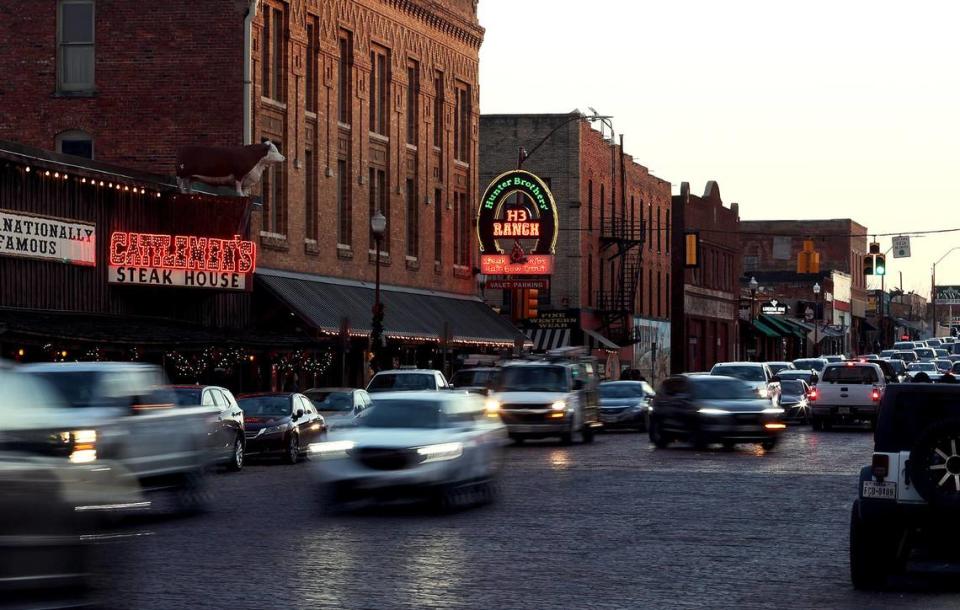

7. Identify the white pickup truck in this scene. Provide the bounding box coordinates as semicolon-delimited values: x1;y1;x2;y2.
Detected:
810;362;885;431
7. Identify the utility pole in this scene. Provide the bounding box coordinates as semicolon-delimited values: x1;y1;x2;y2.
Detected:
670;183;688;374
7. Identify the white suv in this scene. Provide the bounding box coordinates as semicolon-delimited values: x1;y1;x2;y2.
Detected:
709;362;780;403
366;369;449;394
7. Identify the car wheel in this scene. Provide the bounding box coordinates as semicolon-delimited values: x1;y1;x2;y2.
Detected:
849;500;896;590
283;434;300;465
228;434;244;472
760;439;777;451
908;418;960;509
648;418;670;449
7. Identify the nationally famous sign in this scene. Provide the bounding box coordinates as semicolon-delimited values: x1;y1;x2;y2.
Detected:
0;209;96;266
477;170;558;276
108;231;256;291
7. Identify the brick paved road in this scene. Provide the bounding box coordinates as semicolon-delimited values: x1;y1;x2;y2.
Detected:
97;427;960;609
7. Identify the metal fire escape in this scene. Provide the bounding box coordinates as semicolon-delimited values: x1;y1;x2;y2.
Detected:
596;217;645;346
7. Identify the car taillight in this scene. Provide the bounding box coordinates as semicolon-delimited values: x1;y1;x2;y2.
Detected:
871;454;889;481
808;388;818;401
871;387;881;402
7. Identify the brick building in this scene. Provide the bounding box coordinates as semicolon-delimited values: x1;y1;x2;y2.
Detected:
672;182;742;372
0;0;521;384
479;113;673;379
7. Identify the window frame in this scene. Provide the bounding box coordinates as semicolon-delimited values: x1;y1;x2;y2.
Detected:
57;0;96;93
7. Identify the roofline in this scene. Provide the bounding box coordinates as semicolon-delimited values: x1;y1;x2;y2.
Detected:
256;267;482;302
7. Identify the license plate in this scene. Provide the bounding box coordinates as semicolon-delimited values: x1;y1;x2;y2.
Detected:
862;480;896;500
838;407;850;415
600;415;615;422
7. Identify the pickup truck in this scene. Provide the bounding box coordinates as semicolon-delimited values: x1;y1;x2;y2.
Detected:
810;362;885;431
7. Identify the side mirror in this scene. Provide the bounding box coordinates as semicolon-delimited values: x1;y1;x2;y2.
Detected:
295;409;304;420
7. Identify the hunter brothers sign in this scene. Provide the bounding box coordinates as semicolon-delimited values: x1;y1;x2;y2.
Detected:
0;209;96;266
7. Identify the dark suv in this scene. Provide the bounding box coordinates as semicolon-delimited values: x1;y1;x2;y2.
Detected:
850;384;960;589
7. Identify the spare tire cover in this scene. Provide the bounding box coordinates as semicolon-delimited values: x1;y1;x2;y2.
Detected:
909;417;960;509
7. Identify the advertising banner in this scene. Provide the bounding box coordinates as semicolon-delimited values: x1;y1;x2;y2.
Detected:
0;209;95;266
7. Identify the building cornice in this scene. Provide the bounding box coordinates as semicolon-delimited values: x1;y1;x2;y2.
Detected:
380;0;485;49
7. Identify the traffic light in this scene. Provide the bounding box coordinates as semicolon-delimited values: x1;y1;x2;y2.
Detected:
864;255;875;276
875;253;886;276
797;240;820;274
523;289;539;319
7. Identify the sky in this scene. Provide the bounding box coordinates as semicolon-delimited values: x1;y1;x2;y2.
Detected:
477;0;960;299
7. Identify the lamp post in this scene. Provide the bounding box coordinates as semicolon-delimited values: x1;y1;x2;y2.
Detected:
749;277;759;361
813;282;821;357
370;210;387;373
932;247;960;338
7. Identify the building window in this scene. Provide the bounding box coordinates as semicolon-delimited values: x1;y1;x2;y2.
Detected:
647;205;653;250
454;82;471;163
406;178;419;258
271;8;284;101
338;31;353;124
587;253;593;307
57;0;95;92
599;184;605;231
406;60;419;146
337;159;351;246
656;207;662;253
638;265;645;316
666;272;671;312
261;148;284;234
453;192;470;266
369;46;390;136
434;188;443;263
433;72;444;148
305;17;318;113
305;148;317;240
665;209;670;253
56;129;93;159
587;180;594;231
369;168;388;252
657;271;662;318
648;269;653;315
630;195;635;235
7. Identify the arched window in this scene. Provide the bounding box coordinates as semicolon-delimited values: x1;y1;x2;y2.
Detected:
56;129;93;159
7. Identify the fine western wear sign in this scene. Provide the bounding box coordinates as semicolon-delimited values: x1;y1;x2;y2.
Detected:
108;231;256;291
0;209;96;266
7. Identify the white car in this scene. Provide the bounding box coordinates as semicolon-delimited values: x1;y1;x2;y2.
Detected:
366;369;450;393
310;391;507;511
709;362;780;403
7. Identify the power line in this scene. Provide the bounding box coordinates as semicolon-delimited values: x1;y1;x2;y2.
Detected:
558;226;960;239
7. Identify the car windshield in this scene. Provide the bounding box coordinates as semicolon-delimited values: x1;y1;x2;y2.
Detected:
368;373;436;392
451;369;495;388
360;399;443;428
171;388;202;406
238;395;291;417
780;380;805;395
710;365;764;382
794;359;826;372
907;363;936;372
26;370;174;409
692;379;756;399
896;352;918;362
600;383;650;399
766;363;792;374
822;366;879;383
497;366;569;392
916;349;935;358
307;391;353;412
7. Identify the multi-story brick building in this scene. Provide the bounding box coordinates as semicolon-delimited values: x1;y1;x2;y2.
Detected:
479;113;673;378
0;0;521;385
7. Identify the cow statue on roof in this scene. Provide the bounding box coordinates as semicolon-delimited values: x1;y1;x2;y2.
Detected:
176;140;285;196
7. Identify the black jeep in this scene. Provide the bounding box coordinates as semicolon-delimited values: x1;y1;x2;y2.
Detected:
851;384;960;589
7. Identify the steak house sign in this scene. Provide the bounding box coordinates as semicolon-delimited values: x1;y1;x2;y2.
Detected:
477;170;558;275
108;231;256;291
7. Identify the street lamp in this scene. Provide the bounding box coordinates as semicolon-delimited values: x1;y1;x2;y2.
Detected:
370;210;387;372
813;282;821;357
748;277;759;319
932;247;960;337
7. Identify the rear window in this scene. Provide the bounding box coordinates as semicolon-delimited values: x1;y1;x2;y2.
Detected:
780;380;805;394
793;359;826;373
821;365;878;384
496;366;569;392
451;369;495;388
895;352;918;362
878;388;960;451
368;373;437;393
916;348;935;358
691;378;756;399
710;365;765;382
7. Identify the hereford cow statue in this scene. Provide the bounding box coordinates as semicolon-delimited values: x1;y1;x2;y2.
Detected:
176;141;285;195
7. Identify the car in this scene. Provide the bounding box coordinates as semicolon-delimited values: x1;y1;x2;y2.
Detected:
949;355;960;363
905;361;942;382
647;375;785;450
449;367;499;394
708;362;780;403
21;362;216;514
793;357;829;374
849;385;960;589
303;387;371;430
778;379;811;423
914;347;936;362
941;337;957;345
882;359;908;383
488;349;601;444
862;359;903;385
857;354;880;361
366;369;450;393
598;380;655;431
823;355;847;363
777;369;820;386
765;361;796;375
238;393;327;464
310;391;508;511
934;359;954;373
879;350;896;359
809;362;886;430
892;341;915;351
925;338;943;348
935;348;950;359
169;385;245;471
892;350;918;364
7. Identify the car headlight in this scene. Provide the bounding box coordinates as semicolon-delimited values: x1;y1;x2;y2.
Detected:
551;400;567;411
263;424;287;434
66;429;97;463
762;408;786;415
697;408;730;416
417;442;464;463
309;440;355;457
756;387;769;398
484;398;501;415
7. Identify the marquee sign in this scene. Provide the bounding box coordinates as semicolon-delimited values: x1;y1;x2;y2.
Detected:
477;170;558;276
108;231;256;291
936;286;960;306
0;209;95;266
760;300;788;316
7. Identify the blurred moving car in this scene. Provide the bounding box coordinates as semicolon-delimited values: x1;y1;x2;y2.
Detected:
765;361;796;375
311;391;507;511
810;362;886;430
21;362;216;514
367;369;450;393
303;387;371;430
239;393;326;464
598;380;655;431
777;369;819;386
793;357;829;374
709;362;780;403
169;385;245;471
449;367;498;394
648;375;785;450
778;379;811;423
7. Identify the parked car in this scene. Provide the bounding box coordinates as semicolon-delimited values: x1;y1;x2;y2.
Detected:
778;369;819;386
892;350;918;364
367;369;450;393
598;380;655;431
488;352;601;445
793;357;829;374
850;385;960;589
169;385;245;471
648;375;785;450
709;362;779;403
765;361;796;375
304;387;371;430
238;393;326;464
810;362;886;430
778;379;811;423
311;391;508;511
449;367;498;394
21;362;216;513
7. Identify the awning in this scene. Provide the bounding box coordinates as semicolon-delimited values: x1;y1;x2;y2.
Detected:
583;328;620;351
752;319;781;338
760;315;806;339
861;319;879;332
525;327;571;352
257;268;525;347
895;318;924;332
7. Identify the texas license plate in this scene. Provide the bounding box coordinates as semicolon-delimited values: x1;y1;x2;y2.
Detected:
862;480;896;500
838;407;851;415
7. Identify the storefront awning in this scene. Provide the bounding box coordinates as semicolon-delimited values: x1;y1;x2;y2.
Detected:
759;315;806;339
257;268;525;347
583;328;620;351
752;319;781;338
525;327;571;352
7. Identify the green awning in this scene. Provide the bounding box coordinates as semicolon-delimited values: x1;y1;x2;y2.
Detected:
752;319;781;338
761;315;806;339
